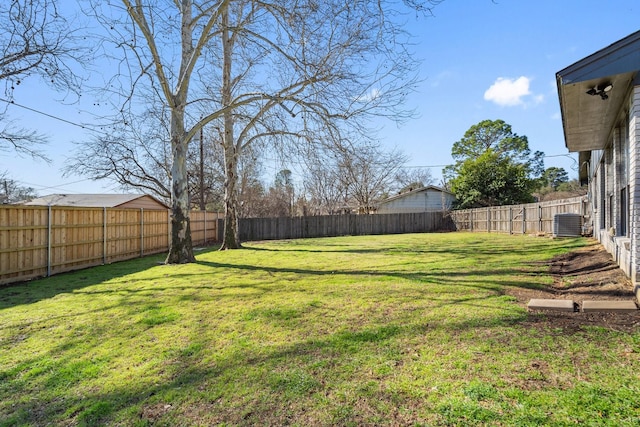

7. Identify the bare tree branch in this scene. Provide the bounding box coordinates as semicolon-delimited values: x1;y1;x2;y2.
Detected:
76;0;444;259
0;0;85;160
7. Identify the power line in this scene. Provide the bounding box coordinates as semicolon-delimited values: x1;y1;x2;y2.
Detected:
0;98;109;136
402;164;449;169
21;178;91;190
544;153;576;158
14;177;112;194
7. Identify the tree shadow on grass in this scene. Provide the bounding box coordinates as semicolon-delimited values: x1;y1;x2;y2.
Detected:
0;253;167;310
0;300;531;426
195;259;550;294
0;236;582;310
244;237;585;258
0;237;613;425
5;245;623;424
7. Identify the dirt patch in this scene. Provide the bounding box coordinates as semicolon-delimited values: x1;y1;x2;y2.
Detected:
509;239;640;333
140;403;173;422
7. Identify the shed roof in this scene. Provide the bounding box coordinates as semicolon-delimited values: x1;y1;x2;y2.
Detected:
22;194;169;209
378;185;454;205
556;30;640;152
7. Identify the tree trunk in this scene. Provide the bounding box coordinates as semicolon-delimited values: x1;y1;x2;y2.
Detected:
199;125;205;210
165;0;195;264
221;143;241;249
165;124;196;263
219;6;242;250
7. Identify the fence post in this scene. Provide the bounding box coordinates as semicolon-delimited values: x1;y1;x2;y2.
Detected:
538;205;543;233
140;208;144;257
522;208;526;234
509;207;513;235
204;211;207;245
103;207;107;265
47;205;52;277
487;208;491;232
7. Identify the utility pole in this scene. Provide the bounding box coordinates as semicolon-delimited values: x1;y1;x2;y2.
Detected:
2;180;8;204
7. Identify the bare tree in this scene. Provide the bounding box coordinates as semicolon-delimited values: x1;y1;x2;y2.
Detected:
0;171;37;203
66;103;266;214
187;127;226;211
0;119;49;160
271;169;294;216
395;168;435;193
83;0;225;262
211;0;441;245
89;0;441;261
65;105;173;202
303;153;348;215
337;143;408;213
302;142;411;214
0;0;83;160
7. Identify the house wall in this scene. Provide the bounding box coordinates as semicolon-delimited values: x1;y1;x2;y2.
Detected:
589;85;638;291
376;189;454;214
631;85;640;286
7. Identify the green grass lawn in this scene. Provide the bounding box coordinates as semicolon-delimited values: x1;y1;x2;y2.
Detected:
1;232;639;426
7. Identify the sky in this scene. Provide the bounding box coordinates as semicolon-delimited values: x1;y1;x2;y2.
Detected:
2;0;640;196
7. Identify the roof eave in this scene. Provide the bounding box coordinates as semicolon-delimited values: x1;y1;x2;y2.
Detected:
557;30;640;153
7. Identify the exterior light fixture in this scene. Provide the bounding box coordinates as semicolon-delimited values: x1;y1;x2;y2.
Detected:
586;82;613;100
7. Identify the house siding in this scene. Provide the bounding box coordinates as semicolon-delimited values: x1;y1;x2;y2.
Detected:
588;86;638;286
582;86;640;286
613;126;621;235
376;189;454;214
556;30;640;292
631;86;640;284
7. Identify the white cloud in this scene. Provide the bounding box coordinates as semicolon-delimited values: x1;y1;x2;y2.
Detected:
356;88;381;103
484;76;534;107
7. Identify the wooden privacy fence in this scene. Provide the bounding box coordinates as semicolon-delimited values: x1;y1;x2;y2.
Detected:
239;211;454;242
0;206;220;285
449;196;588;234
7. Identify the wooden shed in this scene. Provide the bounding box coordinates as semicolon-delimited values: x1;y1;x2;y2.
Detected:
22;194;169;210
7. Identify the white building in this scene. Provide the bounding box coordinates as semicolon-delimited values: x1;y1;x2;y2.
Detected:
556;30;640;291
376;185;455;214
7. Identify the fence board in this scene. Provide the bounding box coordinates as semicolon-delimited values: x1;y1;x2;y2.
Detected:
190;211;221;247
450;197;588;235
238;211;454;242
1;206;220;286
7;200;570;287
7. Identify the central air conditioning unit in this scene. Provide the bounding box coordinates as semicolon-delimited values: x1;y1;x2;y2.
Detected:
553;213;582;237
